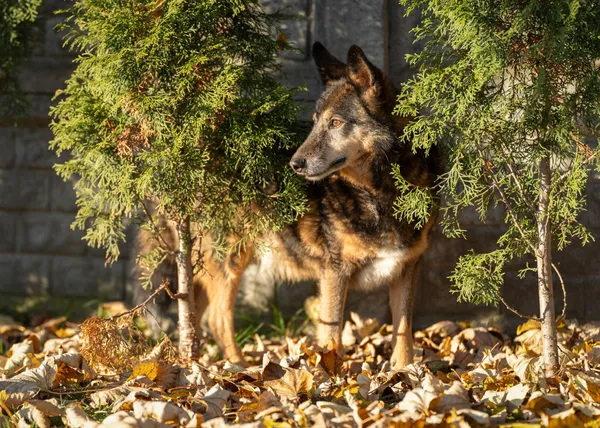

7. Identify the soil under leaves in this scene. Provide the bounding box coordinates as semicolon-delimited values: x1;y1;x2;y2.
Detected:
1;309;600;427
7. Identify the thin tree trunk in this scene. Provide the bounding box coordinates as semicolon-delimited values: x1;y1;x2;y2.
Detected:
537;156;559;378
175;216;199;360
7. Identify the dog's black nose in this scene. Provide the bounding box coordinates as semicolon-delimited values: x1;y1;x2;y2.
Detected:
290;157;306;173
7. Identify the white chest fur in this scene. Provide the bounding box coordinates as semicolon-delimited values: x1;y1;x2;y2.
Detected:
355;248;407;290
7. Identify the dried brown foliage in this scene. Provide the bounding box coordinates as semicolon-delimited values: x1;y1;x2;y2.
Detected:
79;316;148;373
3;310;600;427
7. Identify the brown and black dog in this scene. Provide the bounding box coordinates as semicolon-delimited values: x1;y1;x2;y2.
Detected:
190;42;441;370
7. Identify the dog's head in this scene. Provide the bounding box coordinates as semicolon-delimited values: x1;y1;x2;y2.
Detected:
290;43;397;182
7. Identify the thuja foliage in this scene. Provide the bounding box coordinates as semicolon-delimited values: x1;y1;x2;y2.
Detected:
50;0;307;275
395;1;600;305
0;0;42;116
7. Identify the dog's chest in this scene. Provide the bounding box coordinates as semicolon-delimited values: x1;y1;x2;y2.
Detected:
353;248;406;288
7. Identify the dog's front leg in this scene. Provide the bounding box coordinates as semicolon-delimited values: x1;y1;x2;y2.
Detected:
316;270;349;354
389;257;421;370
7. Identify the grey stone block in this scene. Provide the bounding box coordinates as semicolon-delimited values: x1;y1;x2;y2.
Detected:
15;128;61;168
45;16;72;56
346;286;390;325
17;212;85;255
16;57;75;94
40;0;71;16
423;226;504;268
84;224;135;260
280;60;323;103
0;213;17;252
499;271;585;323
262;0;310;15
50;174;77;212
276;280;316;318
459;204;506;226
414;265;484;317
388;2;423;84
0;254;50;295
314;0;386;70
579;182;600;228
51;256;126;297
582;276;600;321
279;17;310;60
237;263;278;314
0;128;16;168
553;239;600;275
28;94;54;120
0;169;51;210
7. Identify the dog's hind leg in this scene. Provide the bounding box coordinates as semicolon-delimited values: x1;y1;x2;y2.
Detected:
194;240;254;365
389;257;421;370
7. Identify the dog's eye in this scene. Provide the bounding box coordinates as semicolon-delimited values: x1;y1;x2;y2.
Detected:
330;119;343;128
312;112;318;122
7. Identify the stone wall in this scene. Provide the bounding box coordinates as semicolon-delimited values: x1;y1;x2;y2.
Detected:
1;0;599;327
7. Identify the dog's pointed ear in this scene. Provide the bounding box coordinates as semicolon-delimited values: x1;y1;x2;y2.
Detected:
346;45;383;97
313;42;346;86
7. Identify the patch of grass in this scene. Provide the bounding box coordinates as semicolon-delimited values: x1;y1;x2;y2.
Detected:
82;402;113;422
0;295;103;326
268;305;309;339
235;321;264;347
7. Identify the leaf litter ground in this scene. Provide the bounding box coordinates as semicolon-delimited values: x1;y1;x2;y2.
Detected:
2;308;600;427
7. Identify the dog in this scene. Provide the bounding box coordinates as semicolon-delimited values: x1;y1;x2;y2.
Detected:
186;42;441;370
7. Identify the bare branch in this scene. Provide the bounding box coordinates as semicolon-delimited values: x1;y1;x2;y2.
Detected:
478;149;538;256
552;262;567;320
140;200;177;255
498;293;541;321
112;280;170;320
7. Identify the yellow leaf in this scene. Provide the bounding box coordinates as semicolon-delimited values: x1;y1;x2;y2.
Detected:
52;362;84;387
130;360;159;382
516;319;540;336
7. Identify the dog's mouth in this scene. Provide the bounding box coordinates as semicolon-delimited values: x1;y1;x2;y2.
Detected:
304;156;348;181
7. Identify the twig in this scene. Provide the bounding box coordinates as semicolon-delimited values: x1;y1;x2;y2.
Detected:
140;200;177;255
479;149;538;256
112;280;170;320
552;262;567;320
498;293;541;321
501;151;538;215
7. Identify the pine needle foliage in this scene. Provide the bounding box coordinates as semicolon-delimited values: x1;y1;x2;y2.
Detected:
0;0;42;116
395;0;600;375
395;0;600;302
50;0;308;271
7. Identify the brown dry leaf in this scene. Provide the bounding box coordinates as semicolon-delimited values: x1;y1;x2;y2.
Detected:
98;411;141;427
350;312;380;339
525;391;566;413
318;348;343;376
0;352;95;406
397;388;440;416
196;384;233;420
265;367;314;400
435;381;471;413
341;321;357;347
542;408;586;428
64;403;99;428
133;399;191;425
2;339;35;375
53;361;85;387
238;390;282;418
15;399;63;428
89;385;134;408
